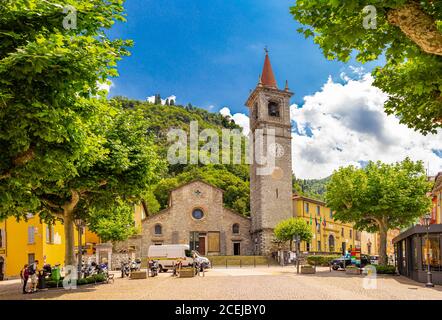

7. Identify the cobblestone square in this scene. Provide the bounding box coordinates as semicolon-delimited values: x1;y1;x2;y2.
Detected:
1;267;442;300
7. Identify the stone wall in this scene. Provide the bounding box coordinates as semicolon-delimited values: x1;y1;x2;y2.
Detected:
116;181;253;257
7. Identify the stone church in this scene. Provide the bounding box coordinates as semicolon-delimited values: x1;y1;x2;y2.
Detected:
117;51;293;257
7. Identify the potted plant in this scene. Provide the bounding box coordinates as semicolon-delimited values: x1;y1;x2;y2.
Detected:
345;266;362;275
301;265;316;274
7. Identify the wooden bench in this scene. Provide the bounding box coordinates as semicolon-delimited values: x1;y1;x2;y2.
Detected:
107;273;115;283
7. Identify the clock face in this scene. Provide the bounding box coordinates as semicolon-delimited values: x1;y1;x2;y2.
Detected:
269;143;285;158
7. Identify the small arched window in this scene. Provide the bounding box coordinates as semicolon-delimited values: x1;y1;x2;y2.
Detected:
268;101;280;117
232;223;240;234
154;224;162;235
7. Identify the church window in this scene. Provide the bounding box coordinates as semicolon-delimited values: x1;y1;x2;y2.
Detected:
268;101;280;117
154;224;162;235
192;208;204;220
276;188;279;198
232;224;240;234
254;103;258;120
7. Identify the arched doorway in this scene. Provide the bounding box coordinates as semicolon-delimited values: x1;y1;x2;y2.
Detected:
328;235;335;253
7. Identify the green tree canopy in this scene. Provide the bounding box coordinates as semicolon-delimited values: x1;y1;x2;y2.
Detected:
291;1;442;134
0;0;165;266
274;217;313;251
325;158;432;265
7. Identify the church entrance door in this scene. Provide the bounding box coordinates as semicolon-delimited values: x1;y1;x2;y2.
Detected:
233;242;240;256
198;236;206;255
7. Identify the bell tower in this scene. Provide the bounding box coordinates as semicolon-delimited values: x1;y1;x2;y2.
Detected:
245;50;293;255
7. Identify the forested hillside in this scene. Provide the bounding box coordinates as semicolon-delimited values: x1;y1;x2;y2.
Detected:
293;176;330;201
110;97;251;216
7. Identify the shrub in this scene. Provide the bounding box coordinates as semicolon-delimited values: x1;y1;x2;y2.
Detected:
373;265;396;274
306;255;340;266
45;274;106;288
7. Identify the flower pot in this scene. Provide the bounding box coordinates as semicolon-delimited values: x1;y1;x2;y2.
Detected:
301;265;316;274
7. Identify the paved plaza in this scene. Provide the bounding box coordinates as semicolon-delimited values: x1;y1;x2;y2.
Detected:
1;267;442;300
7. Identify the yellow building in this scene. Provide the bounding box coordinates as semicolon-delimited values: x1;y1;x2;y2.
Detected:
0;214;100;278
293;195;357;254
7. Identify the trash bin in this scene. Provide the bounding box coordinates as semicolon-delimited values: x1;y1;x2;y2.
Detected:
37;271;46;289
51;266;61;286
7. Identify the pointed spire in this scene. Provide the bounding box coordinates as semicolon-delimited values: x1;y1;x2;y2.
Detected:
258;74;262;86
261;48;277;88
285;80;289;91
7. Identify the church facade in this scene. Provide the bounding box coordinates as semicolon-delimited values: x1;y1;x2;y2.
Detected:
116;52;293;257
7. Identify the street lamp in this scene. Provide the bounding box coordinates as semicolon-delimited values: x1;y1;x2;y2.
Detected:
293;234;301;274
74;218;85;279
422;213;434;288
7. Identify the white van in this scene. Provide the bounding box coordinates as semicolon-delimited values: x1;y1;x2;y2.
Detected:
147;244;194;272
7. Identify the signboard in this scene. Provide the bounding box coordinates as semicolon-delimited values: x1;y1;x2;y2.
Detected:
351;247;361;266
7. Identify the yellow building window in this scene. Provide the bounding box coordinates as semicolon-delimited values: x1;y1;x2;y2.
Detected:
316;205;320;216
28;226;35;244
46;225;55;244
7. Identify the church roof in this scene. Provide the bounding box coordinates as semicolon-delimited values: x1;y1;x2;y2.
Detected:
260;51;278;88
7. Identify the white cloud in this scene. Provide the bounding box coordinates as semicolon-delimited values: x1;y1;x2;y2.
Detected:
291;74;442;179
97;80;114;93
147;95;177;105
218;73;442;180
219;107;250;135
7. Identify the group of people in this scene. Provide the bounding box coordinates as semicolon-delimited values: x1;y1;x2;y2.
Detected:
19;260;39;294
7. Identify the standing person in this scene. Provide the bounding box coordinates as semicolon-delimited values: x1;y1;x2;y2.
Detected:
20;264;29;294
28;260;39;293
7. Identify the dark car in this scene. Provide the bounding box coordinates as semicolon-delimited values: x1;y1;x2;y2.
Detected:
331;254;371;270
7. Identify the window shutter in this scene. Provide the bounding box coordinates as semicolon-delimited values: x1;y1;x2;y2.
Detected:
28;226;35;244
46;225;50;243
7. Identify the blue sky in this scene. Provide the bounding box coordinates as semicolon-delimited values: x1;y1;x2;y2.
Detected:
108;0;381;114
107;0;441;178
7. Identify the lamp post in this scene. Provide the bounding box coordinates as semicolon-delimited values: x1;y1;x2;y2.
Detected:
423;213;434;288
293;234;301;274
74;218;85;279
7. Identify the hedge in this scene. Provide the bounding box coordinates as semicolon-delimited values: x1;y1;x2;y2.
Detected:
45;274;106;288
306;255;340;266
373;265;396;274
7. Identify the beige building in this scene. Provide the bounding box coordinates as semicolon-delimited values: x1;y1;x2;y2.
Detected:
117;180;252;256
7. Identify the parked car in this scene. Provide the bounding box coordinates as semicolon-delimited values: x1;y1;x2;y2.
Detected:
192;250;211;271
147;244;194;273
331;254;371;270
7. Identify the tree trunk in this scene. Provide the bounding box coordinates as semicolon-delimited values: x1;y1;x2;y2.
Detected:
62;190;80;268
387;1;442;56
63;210;76;267
379;225;388;266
